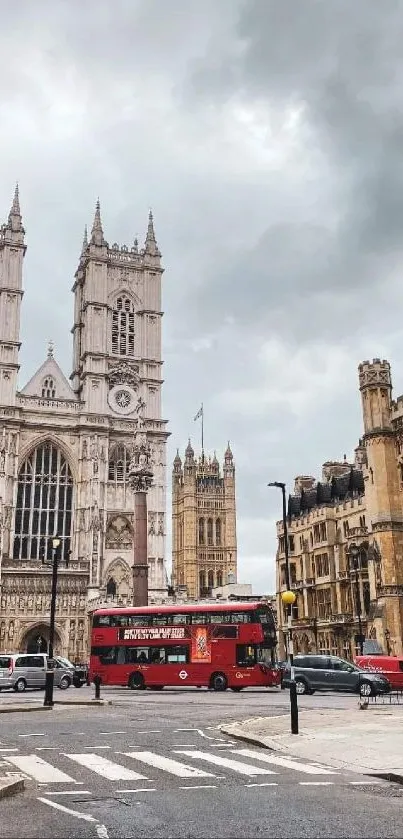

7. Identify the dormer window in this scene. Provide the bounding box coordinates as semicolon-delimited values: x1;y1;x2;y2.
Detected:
42;377;56;399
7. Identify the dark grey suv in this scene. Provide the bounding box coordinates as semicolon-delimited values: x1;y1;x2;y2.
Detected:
282;654;390;696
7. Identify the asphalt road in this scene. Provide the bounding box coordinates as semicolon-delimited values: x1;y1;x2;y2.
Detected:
0;688;401;838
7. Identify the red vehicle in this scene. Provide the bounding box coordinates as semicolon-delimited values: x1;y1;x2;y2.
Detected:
90;601;280;691
354;654;403;690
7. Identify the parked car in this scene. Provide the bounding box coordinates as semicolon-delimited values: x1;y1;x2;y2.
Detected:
54;657;88;688
354;654;403;691
0;653;84;692
281;654;391;696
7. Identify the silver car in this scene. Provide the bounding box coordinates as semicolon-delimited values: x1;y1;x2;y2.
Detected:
0;653;73;692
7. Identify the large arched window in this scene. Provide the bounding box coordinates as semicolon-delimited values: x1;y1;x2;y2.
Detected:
13;443;73;561
106;578;117;597
198;517;205;545
215;518;221;545
207;518;213;546
199;571;206;595
208;570;214;589
108;445;131;483
216;570;223;587
112;296;135;357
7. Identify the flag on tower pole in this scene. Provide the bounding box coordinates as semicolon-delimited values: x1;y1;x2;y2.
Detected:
194;404;204;451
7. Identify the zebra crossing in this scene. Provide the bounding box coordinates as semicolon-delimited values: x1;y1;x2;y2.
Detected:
0;746;356;791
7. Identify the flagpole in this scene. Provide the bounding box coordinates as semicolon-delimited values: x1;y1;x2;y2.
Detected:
201;403;204;452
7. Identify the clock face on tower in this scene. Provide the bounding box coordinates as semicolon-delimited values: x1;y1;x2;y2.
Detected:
108;384;137;415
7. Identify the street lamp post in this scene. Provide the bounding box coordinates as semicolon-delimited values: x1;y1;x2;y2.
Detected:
268;481;299;735
349;543;364;656
43;536;61;708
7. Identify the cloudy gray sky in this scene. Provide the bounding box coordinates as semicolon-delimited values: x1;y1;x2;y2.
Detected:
1;0;403;593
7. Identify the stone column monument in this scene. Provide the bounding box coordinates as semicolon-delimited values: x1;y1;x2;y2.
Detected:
128;400;153;607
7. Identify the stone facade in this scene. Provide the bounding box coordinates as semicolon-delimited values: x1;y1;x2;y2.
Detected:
171;442;237;598
0;188;169;661
275;358;403;660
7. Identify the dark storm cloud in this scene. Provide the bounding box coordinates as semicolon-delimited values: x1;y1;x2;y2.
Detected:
1;0;402;591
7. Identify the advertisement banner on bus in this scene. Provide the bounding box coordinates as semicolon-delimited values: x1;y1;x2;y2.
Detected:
191;626;211;663
118;626;190;641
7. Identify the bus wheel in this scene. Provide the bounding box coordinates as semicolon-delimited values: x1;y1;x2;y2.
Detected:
150;685;164;691
231;687;243;692
211;672;228;691
128;672;145;690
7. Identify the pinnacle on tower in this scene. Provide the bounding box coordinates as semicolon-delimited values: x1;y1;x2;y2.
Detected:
7;183;23;234
10;184;20;217
90;198;106;246
81;224;88;254
47;339;54;359
144;209;161;257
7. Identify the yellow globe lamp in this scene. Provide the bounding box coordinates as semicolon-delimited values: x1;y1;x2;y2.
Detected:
281;590;296;606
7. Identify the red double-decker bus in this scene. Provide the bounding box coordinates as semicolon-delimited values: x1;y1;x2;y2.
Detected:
90;601;280;691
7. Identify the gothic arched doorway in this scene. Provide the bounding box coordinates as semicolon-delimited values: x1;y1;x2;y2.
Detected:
20;624;62;655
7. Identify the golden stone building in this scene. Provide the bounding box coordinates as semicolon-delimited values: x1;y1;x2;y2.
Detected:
276;358;403;659
171;443;237;598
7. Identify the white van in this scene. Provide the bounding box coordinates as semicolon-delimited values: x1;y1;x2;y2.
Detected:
0;653;73;692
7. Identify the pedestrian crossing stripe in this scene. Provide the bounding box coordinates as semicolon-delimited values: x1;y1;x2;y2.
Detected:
232;749;339;775
4;749;339;785
174;750;276;776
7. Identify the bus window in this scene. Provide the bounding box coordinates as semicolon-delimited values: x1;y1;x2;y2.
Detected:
236;645;257;666
93;615;110;628
230;612;250;624
191;613;209;625
209;613;231;624
152;614;171;626
98;647;118;665
150;648;166;664
126;647;149;664
166;646;189;663
128;615;151;626
172;614;189;625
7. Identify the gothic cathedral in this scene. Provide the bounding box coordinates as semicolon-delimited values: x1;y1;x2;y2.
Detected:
0;188;169;661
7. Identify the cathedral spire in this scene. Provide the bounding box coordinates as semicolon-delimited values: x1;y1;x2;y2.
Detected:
90;199;106;247
144;209;161;258
10;184;20;217
7;183;23;233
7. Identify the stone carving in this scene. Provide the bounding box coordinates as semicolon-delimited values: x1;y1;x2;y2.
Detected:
8;621;14;640
128;422;153;494
157;513;164;536
148;512;156;536
69;620;76;640
105;516;133;550
0;622;5;639
108;361;140;390
82;440;88;459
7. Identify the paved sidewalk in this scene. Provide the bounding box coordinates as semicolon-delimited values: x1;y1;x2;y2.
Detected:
220;705;403;781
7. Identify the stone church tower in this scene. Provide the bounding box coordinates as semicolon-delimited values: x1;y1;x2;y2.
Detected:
0;188;169;661
171;443;237;598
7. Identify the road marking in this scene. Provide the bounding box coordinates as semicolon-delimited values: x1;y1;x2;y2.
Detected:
0;748;19;752
137;730;161;734
19;733;45;738
38;797;97;823
124;751;216;778
82;746;111;750
36;748;58;751
170;744;199;748
349;781;381;785
6;755;78;783
100;731;126;735
96;825;109;839
115;788;156;793
175;750;276;776
45;791;92;796
299;782;334;786
246;783;278;787
233;749;339;775
175;728;217;741
66;753;148;781
179;785;217;790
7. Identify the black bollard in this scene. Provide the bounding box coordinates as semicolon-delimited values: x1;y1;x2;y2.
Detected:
290;679;299;734
94;675;101;700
